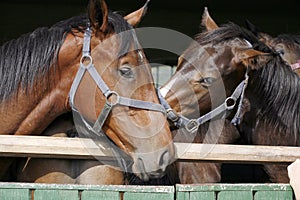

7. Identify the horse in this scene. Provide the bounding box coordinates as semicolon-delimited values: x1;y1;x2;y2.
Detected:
0;0;175;184
234;45;300;183
163;8;300;183
245;20;300;75
157;8;268;184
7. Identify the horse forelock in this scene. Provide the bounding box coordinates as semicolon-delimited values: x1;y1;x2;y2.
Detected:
250;54;300;136
0;12;136;103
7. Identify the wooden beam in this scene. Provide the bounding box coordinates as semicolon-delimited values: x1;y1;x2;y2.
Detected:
175;143;300;164
0;135;299;163
0;135;115;160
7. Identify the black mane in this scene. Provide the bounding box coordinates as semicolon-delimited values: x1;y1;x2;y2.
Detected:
196;22;272;53
0;12;135;103
250;54;300;135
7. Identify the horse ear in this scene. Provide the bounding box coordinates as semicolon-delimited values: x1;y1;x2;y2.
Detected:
235;49;268;69
245;19;262;37
124;0;150;27
88;0;109;32
201;7;219;31
245;20;273;44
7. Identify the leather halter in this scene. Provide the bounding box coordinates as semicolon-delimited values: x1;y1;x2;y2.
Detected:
68;27;167;170
158;70;249;132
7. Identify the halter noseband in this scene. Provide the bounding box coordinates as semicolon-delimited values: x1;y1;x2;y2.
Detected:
158;70;249;132
68;27;167;170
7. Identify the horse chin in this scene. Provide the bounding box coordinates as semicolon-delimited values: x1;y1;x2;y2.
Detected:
131;156;167;181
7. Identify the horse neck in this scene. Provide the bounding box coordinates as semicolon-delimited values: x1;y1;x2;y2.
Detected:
246;60;300;137
0;33;81;135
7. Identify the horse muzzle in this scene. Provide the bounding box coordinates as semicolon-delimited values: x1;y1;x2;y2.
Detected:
131;143;175;181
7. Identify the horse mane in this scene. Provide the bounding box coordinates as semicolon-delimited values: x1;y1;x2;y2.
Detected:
250;54;300;135
0;12;135;103
177;22;272;71
195;22;272;53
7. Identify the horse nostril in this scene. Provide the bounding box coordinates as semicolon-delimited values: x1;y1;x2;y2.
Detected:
159;150;170;172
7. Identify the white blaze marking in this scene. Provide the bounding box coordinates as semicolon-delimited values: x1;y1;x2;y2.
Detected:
160;77;177;97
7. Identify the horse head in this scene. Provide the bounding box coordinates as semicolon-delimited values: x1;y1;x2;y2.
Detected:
160;8;262;120
0;0;175;181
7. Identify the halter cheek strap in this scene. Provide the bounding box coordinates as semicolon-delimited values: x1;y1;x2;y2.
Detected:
69;26;166;135
158;70;249;132
68;27;167;171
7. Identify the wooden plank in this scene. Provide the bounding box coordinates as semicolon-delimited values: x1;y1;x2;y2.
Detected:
81;190;119;200
33;189;79;200
0;135;117;160
0;183;174;200
176;184;293;192
176;184;294;200
189;192;215;200
0;135;300;163
175;143;300;164
254;191;294;200
0;188;30;200
123;192;174;200
217;191;252;200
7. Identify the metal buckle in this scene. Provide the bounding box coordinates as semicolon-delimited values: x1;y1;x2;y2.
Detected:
185;119;199;133
166;109;179;122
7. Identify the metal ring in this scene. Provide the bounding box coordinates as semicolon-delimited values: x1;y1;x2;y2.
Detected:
80;55;93;68
225;97;236;110
106;91;120;106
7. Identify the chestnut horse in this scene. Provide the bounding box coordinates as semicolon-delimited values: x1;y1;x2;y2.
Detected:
157;8;268;184
0;0;175;184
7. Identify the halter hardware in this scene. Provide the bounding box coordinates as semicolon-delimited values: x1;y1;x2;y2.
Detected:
68;27;167;171
158;69;250;132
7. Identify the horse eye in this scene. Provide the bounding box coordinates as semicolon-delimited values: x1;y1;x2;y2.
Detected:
200;77;216;86
119;65;134;78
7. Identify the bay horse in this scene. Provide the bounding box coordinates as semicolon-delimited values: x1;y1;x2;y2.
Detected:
157;8;267;184
0;0;175;184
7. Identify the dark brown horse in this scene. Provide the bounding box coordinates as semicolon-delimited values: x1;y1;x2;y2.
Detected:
164;10;299;183
245;20;300;75
158;8;266;184
236;48;300;183
0;0;175;184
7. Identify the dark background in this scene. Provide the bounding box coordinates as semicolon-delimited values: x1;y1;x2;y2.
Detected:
1;0;299;45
